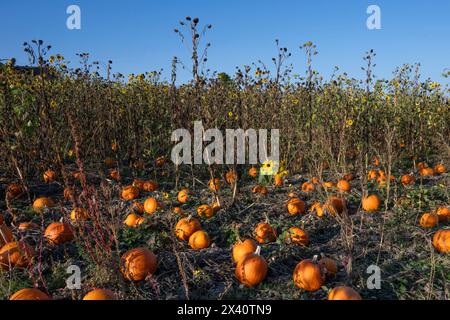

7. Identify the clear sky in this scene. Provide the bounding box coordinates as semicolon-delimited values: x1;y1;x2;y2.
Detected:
1;0;449;84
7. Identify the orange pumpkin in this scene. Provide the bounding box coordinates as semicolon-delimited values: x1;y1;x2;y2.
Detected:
63;187;75;201
70;208;89;222
419;213;438;228
273;174;283;187
10;288;50;300
417;162;427;170
254;222;277;244
18;222;40;232
248;167;258;178
325;196;346;215
433;229;450;253
434;164;446;174
235;247;268;287
322;181;334;189
177;189;189;203
419;167;434;177
172;207;185;215
131;202;145;215
372;156;380;166
293;259;325;292
197;204;214;219
318;257;338;278
301;182;315;193
83;289;117;300
225;170;238;184
336;180;351;192
232;239;258;263
209;178;221;191
143;180;158;192
120;247;157;281
0;224;14;247
328;286;362;300
43;170;57;183
32;197;55;212
124;213;145;228
121;185;140;201
400;174;415;186
132;178;145;190
286;198;306;215
435;207;450;222
367;170;378;181
0;241;35;270
252;185;268;196
175;217;202;241
311;177;319;184
189;230;211;250
286;227;309;246
144;197;160;215
310;202;325;218
362;195;381;212
45;222;74;245
7;183;23;198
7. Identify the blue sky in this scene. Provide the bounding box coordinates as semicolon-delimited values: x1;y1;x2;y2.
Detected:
1;0;449;84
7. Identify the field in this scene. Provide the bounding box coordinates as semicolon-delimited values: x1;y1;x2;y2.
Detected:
0;26;449;300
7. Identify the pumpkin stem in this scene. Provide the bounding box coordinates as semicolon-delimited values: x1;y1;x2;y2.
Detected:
312;254;318;263
255;246;261;256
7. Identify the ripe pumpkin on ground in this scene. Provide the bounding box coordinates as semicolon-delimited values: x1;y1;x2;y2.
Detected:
120;247;157;281
293;258;325;292
252;185;268;196
322;181;334;189
177;189;189;203
362;195;381;212
419;167;434;177
124;213;145;228
367;170;378;181
419;213;438;228
433;229;450;253
197;204;214;219
131;202;145;215
143;180;158;192
254;222;277;244
0;241;35;270
435;207;450;222
32;197;55;212
0;224;13;247
70;208;89;222
189;230;211;250
83;289;117;300
45;222;75;245
175;217;202;241
400;174;415;186
132;179;145;190
121;185;140;201
144;197;159;215
43;170;57;183
325;196;346;216
172;207;185;215
318;257;338;278
328;286;362;300
434;164;446;174
232;239;257;264
18;222;40;232
286;198;305;215
235;246;268;287
10;288;51;300
7;183;23;198
209;178;221;191
336;180;351;192
286;227;309;246
248;167;258;178
301;182;314;193
225;170;238;184
310;202;325;218
274;174;283;187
